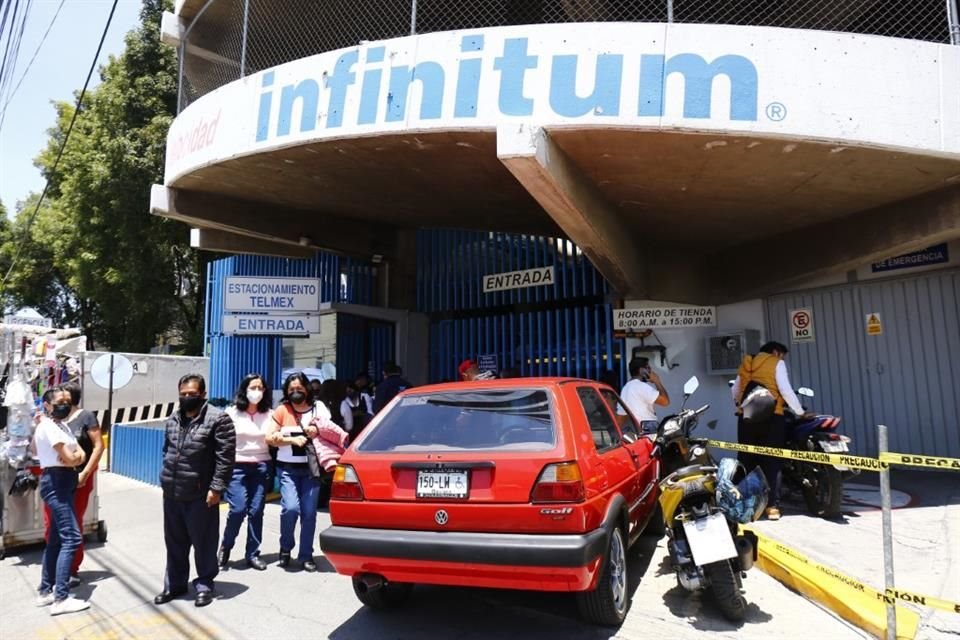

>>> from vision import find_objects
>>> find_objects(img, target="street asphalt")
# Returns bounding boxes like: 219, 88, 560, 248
1, 470, 954, 640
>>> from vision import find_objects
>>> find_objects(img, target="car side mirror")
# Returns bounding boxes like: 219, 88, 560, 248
622, 432, 638, 445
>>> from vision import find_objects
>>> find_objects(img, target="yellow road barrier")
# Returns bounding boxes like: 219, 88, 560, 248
744, 525, 921, 639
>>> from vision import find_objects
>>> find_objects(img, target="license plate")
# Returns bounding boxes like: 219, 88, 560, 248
682, 513, 738, 565
819, 440, 849, 453
416, 470, 469, 499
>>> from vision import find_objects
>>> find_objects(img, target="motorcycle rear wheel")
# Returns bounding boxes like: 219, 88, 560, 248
705, 560, 747, 622
803, 465, 843, 518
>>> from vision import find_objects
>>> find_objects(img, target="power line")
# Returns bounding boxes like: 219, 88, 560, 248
0, 0, 65, 133
0, 0, 119, 291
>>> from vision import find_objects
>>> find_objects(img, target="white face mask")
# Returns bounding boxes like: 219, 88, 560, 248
246, 389, 264, 405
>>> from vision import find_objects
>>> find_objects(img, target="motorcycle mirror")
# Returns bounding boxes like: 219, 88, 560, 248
683, 376, 700, 397
798, 387, 815, 398
706, 419, 718, 430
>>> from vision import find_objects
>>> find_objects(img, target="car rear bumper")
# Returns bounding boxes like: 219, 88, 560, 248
319, 525, 609, 592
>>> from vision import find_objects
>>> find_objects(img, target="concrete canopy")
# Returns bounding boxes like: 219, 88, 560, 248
160, 128, 960, 303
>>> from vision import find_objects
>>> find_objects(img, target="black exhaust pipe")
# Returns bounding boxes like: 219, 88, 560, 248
735, 535, 755, 572
355, 573, 385, 593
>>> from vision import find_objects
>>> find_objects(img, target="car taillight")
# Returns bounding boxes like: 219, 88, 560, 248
531, 462, 584, 503
331, 464, 364, 501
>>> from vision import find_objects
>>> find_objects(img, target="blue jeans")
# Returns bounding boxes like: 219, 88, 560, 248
278, 464, 320, 562
221, 462, 270, 560
39, 468, 80, 602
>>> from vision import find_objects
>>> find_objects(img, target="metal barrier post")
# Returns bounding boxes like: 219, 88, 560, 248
240, 0, 250, 77
410, 0, 418, 35
878, 424, 896, 640
949, 0, 960, 45
667, 0, 674, 22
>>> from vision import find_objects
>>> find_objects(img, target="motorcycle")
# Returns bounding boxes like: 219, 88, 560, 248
780, 387, 858, 518
655, 377, 768, 622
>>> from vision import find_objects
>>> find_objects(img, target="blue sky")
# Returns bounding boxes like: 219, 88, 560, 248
0, 0, 142, 216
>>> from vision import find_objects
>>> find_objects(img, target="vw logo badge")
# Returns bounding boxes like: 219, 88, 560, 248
434, 510, 449, 526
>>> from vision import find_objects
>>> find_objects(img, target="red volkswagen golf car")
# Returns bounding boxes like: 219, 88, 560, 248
319, 378, 661, 626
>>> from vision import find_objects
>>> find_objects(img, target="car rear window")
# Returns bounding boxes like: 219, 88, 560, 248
357, 388, 556, 453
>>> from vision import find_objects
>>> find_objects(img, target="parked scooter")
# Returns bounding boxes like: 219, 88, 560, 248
657, 377, 713, 477
781, 387, 858, 518
656, 377, 768, 622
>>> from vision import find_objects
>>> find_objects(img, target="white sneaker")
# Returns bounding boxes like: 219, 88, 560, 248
50, 596, 90, 616
36, 592, 55, 607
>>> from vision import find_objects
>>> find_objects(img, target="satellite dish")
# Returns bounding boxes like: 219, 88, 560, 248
91, 353, 134, 390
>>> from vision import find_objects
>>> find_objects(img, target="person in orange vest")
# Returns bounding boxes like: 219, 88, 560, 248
731, 341, 810, 520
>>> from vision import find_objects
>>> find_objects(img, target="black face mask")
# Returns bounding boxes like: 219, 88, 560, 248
51, 404, 71, 420
179, 396, 205, 413
288, 391, 307, 404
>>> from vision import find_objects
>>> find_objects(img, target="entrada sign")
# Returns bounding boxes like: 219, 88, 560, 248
222, 314, 320, 336
483, 266, 555, 293
224, 276, 321, 312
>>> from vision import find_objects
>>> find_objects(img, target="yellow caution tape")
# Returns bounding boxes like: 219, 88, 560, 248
879, 588, 960, 615
707, 439, 889, 472
743, 525, 920, 639
880, 452, 960, 471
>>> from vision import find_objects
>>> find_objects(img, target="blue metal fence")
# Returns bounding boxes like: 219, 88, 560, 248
416, 230, 609, 313
336, 315, 396, 383
206, 253, 377, 399
429, 304, 624, 383
111, 421, 166, 487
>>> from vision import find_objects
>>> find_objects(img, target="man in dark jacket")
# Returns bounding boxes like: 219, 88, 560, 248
154, 374, 235, 608
372, 361, 412, 414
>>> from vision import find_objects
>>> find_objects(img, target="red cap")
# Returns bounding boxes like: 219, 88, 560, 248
458, 359, 477, 376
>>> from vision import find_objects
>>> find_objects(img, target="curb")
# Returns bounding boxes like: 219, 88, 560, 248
745, 525, 920, 639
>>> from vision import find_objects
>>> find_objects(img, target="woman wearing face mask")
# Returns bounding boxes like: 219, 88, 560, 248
219, 374, 273, 571
34, 386, 90, 615
265, 372, 325, 571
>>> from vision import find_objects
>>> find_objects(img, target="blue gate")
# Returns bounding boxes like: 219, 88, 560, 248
205, 253, 377, 400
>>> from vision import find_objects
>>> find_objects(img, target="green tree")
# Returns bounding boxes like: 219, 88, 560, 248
5, 0, 205, 352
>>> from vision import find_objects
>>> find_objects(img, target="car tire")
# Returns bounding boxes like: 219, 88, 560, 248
352, 577, 414, 609
577, 526, 629, 626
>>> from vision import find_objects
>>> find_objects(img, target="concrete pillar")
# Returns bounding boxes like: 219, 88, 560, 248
497, 125, 649, 298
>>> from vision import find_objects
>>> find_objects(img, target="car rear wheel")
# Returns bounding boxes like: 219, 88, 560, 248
352, 577, 414, 609
577, 526, 629, 626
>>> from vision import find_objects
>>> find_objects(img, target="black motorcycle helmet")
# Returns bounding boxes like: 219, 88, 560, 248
740, 385, 776, 423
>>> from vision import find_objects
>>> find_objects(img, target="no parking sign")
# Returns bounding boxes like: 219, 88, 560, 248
790, 308, 815, 343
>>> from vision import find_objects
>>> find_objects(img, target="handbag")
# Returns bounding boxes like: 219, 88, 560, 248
301, 403, 326, 480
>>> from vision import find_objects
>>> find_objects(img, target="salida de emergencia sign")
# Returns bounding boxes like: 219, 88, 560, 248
613, 306, 716, 330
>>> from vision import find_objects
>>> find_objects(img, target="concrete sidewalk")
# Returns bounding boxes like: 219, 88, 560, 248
0, 472, 880, 640
750, 471, 960, 640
